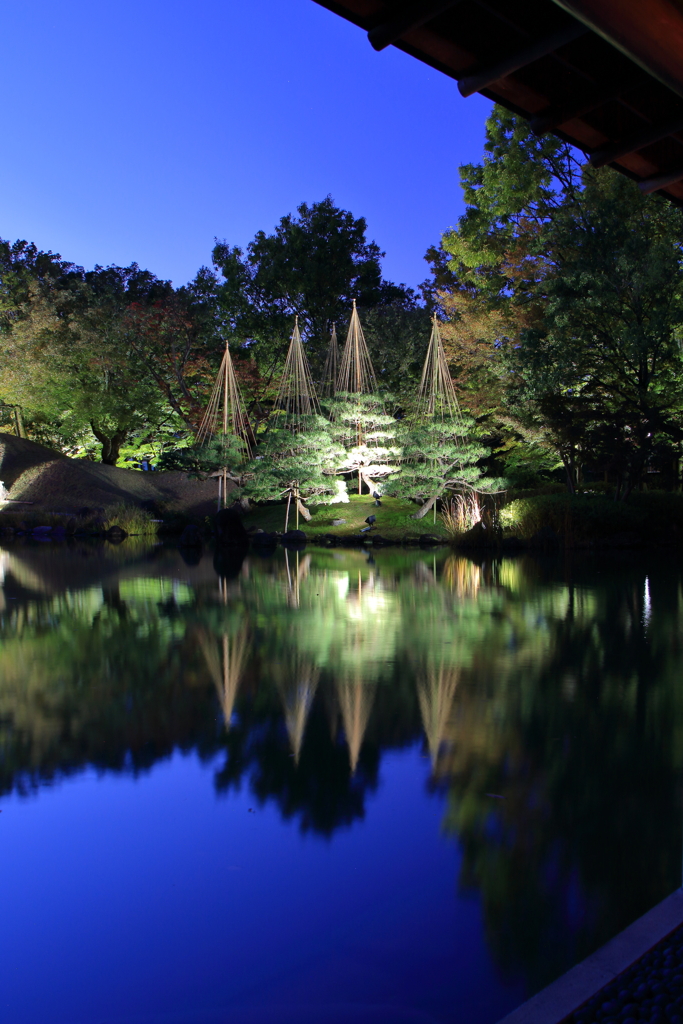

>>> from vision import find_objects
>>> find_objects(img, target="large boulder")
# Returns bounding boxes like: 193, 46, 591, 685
179, 524, 203, 547
214, 508, 248, 546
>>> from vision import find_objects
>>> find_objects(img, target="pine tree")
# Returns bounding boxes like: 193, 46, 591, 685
390, 416, 490, 518
328, 393, 401, 495
248, 320, 347, 527
246, 415, 347, 530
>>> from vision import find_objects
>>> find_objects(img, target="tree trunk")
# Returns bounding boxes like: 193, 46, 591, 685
562, 455, 576, 495
360, 471, 378, 494
91, 423, 128, 466
296, 499, 312, 522
14, 407, 26, 439
411, 494, 438, 520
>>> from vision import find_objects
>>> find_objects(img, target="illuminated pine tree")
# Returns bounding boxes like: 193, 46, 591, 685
248, 318, 347, 528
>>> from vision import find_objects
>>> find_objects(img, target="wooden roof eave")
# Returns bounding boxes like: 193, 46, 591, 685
312, 0, 683, 204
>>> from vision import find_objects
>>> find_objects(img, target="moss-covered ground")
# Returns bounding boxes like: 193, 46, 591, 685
243, 494, 449, 541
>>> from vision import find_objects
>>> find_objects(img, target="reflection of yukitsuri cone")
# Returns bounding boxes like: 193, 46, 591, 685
417, 667, 459, 768
336, 678, 375, 773
198, 627, 249, 729
275, 317, 320, 429
414, 317, 461, 425
337, 300, 377, 396
276, 665, 320, 763
321, 324, 340, 398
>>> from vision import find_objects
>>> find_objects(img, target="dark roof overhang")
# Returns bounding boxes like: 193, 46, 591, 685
312, 0, 683, 202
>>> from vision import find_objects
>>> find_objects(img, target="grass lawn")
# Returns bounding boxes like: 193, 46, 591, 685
243, 494, 449, 541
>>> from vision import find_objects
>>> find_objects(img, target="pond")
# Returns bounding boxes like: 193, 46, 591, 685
0, 541, 681, 1024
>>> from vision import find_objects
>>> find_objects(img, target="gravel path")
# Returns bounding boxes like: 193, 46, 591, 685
568, 925, 683, 1024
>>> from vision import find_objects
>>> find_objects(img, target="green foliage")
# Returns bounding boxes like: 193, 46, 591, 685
500, 490, 683, 541
430, 104, 683, 497
102, 504, 159, 535
390, 417, 497, 513
157, 433, 249, 486
510, 169, 683, 496
327, 393, 402, 490
212, 196, 412, 370
246, 414, 347, 506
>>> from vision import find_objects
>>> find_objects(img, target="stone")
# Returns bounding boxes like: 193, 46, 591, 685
332, 519, 346, 526
418, 534, 441, 545
282, 529, 307, 544
106, 525, 128, 542
178, 524, 203, 547
32, 525, 52, 535
250, 531, 278, 546
214, 508, 248, 546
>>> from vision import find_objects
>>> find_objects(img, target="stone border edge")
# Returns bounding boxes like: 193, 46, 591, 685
496, 888, 683, 1024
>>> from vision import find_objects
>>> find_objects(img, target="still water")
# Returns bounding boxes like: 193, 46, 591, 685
1, 542, 682, 1024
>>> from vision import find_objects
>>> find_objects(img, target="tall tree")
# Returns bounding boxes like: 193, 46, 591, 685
211, 196, 410, 377
430, 106, 683, 495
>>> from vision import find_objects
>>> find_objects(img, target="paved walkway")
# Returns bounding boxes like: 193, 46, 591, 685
497, 890, 683, 1024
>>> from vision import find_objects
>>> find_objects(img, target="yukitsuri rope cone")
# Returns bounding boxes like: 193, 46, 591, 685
414, 316, 462, 424
274, 318, 321, 531
196, 342, 252, 510
275, 316, 320, 429
337, 299, 377, 396
321, 323, 340, 398
411, 316, 464, 523
336, 300, 381, 493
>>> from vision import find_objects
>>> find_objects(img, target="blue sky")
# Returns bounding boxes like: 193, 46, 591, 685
1, 0, 492, 291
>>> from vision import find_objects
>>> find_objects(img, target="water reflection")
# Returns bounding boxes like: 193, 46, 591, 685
1, 541, 682, 1002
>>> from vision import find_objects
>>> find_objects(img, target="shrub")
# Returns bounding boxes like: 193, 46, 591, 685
500, 491, 683, 543
102, 504, 158, 535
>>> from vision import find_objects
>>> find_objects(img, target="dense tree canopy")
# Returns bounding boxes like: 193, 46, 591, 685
431, 106, 683, 496
212, 196, 413, 370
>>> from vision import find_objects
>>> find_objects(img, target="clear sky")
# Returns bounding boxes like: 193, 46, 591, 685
0, 0, 492, 291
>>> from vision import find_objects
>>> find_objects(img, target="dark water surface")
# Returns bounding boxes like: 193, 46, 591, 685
1, 542, 682, 1024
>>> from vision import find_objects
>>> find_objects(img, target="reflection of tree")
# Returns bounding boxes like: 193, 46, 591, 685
6, 543, 683, 998
433, 566, 683, 996
214, 697, 380, 836
197, 626, 248, 730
